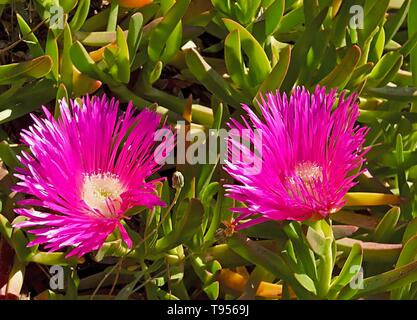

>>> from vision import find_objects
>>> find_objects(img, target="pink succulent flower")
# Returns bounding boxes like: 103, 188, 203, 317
224, 86, 369, 229
14, 96, 173, 257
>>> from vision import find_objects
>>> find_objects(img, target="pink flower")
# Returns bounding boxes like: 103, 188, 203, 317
14, 96, 173, 257
224, 86, 369, 229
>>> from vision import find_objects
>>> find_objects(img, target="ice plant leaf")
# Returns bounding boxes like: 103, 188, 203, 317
0, 56, 52, 85
29, 251, 84, 266
331, 210, 379, 230
45, 30, 59, 82
346, 62, 374, 88
336, 238, 402, 264
69, 0, 90, 32
72, 69, 102, 96
306, 227, 327, 257
294, 273, 317, 295
264, 0, 284, 36
367, 51, 404, 87
365, 86, 417, 102
353, 260, 417, 299
403, 217, 417, 244
281, 8, 327, 91
127, 12, 144, 67
0, 214, 13, 244
13, 95, 174, 257
343, 192, 401, 206
372, 207, 401, 243
391, 235, 417, 299
144, 60, 163, 85
70, 41, 115, 85
204, 183, 225, 242
396, 235, 417, 269
319, 45, 361, 89
153, 198, 204, 253
358, 0, 389, 45
70, 41, 99, 77
147, 0, 190, 63
222, 18, 271, 85
200, 182, 220, 229
60, 0, 78, 12
5, 257, 24, 299
332, 225, 359, 239
61, 23, 73, 93
116, 259, 164, 300
227, 235, 314, 299
0, 141, 19, 172
16, 13, 44, 58
224, 29, 247, 89
409, 0, 417, 86
203, 281, 219, 300
116, 26, 130, 83
10, 227, 34, 263
330, 243, 363, 294
74, 31, 122, 47
384, 0, 410, 44
369, 27, 385, 62
184, 47, 249, 106
256, 45, 291, 101
0, 80, 57, 124
160, 19, 183, 64
399, 30, 417, 57
277, 5, 304, 34
55, 83, 68, 118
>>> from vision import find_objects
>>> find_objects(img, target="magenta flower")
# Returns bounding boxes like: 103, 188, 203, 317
224, 86, 369, 229
14, 96, 173, 257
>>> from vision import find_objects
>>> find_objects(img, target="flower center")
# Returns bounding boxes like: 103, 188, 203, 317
294, 161, 323, 183
287, 161, 323, 187
82, 173, 124, 216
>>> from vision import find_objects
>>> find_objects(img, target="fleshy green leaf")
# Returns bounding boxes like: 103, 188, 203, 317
148, 0, 190, 62
222, 18, 271, 85
16, 13, 44, 58
320, 45, 361, 89
184, 47, 249, 106
69, 0, 91, 32
0, 56, 53, 85
127, 13, 144, 67
115, 26, 130, 83
354, 260, 417, 298
330, 243, 363, 294
256, 45, 291, 99
372, 207, 401, 243
153, 198, 204, 253
337, 238, 401, 264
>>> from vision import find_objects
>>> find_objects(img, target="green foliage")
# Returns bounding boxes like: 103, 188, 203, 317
1, 0, 417, 300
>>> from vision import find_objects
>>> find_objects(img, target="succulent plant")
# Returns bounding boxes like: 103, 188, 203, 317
1, 0, 417, 301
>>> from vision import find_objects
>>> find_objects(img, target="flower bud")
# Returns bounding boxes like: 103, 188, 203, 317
172, 171, 184, 189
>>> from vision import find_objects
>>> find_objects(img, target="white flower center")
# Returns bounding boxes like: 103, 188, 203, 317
82, 173, 124, 216
287, 161, 323, 186
294, 161, 323, 183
